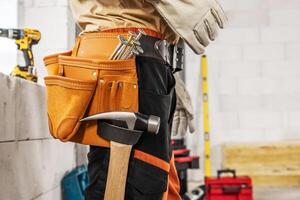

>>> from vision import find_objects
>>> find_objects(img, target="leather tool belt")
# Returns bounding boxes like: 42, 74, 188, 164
43, 31, 180, 147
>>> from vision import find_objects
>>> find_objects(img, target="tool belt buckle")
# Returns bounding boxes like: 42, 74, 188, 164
154, 39, 184, 73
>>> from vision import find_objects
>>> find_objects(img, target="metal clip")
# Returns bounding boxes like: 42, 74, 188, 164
154, 40, 171, 66
172, 38, 184, 73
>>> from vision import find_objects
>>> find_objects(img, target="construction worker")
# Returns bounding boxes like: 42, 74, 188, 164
68, 0, 227, 199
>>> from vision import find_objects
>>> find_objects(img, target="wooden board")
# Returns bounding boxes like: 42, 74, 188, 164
222, 141, 300, 186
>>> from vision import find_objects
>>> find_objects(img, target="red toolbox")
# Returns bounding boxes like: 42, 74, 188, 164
205, 169, 253, 200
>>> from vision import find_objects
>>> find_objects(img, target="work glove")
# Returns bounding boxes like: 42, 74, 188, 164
145, 0, 227, 54
172, 73, 196, 138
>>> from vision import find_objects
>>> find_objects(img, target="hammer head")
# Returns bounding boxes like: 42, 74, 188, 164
80, 111, 160, 134
80, 112, 160, 145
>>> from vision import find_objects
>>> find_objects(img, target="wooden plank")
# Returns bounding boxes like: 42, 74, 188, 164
252, 176, 300, 187
222, 141, 300, 186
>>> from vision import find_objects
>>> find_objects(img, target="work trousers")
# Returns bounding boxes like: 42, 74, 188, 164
84, 54, 181, 200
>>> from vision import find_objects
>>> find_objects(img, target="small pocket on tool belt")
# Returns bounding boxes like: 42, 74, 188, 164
97, 75, 138, 112
44, 76, 96, 141
43, 51, 72, 75
126, 158, 168, 198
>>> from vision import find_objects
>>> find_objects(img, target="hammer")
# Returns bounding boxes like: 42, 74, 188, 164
80, 112, 160, 200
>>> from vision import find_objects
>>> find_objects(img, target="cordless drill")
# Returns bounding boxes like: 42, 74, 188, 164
0, 28, 41, 82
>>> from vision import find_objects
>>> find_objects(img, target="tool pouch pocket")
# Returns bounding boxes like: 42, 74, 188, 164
44, 76, 96, 141
43, 52, 138, 146
43, 51, 72, 75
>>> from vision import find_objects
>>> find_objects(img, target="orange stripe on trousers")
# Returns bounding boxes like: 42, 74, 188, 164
134, 150, 170, 172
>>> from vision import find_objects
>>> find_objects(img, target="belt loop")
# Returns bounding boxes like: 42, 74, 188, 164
71, 36, 82, 57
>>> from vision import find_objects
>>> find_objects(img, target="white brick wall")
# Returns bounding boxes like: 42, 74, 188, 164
185, 0, 300, 180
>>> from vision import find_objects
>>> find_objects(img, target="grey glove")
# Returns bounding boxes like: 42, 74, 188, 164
172, 73, 195, 138
145, 0, 227, 54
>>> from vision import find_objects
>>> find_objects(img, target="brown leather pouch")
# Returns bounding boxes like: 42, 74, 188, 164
43, 52, 138, 147
44, 75, 96, 141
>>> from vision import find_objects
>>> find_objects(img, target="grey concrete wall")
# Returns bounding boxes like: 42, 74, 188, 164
185, 0, 300, 181
0, 73, 77, 200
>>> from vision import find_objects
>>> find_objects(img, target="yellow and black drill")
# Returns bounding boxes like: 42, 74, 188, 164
0, 28, 41, 82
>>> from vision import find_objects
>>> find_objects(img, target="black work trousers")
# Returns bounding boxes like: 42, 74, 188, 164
85, 55, 176, 200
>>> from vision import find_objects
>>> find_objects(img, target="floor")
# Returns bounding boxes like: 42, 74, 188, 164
188, 182, 300, 199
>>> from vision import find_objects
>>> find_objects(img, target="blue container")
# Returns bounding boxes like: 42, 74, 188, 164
62, 165, 90, 200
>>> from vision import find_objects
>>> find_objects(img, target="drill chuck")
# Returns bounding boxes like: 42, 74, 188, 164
0, 28, 23, 39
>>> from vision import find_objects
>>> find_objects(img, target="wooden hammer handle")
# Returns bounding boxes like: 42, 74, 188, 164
104, 141, 132, 200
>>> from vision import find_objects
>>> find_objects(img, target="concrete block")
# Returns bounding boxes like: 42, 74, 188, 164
262, 128, 288, 142
219, 95, 264, 112
282, 78, 300, 94
237, 78, 281, 95
239, 111, 282, 129
287, 112, 300, 129
261, 27, 300, 43
262, 60, 300, 78
217, 28, 260, 44
0, 73, 17, 141
0, 140, 75, 200
35, 0, 56, 7
206, 45, 242, 61
0, 73, 50, 140
211, 112, 239, 130
0, 143, 19, 199
15, 78, 50, 140
263, 94, 300, 111
217, 77, 237, 95
56, 0, 69, 6
225, 10, 269, 28
213, 129, 266, 144
218, 61, 261, 78
219, 0, 264, 10
35, 186, 62, 200
286, 43, 300, 60
243, 44, 285, 61
264, 0, 300, 9
270, 10, 300, 26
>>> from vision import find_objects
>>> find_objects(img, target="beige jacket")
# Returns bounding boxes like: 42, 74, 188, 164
145, 0, 227, 54
69, 0, 177, 41
70, 0, 227, 54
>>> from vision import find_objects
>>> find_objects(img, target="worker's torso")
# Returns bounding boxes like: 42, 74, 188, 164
70, 0, 177, 41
